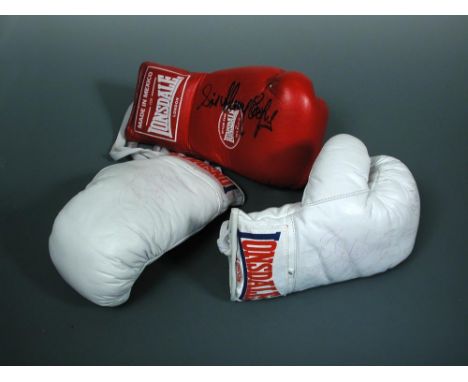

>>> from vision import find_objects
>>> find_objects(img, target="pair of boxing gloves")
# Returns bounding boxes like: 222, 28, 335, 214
49, 62, 420, 306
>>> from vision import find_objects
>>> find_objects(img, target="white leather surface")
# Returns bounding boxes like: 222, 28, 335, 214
50, 154, 244, 306
218, 134, 420, 301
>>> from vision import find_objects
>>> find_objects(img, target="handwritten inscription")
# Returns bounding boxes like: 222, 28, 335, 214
196, 81, 279, 137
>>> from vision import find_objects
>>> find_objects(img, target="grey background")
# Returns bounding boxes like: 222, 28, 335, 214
0, 16, 467, 365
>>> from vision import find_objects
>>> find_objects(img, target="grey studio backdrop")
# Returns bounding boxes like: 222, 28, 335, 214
0, 16, 467, 365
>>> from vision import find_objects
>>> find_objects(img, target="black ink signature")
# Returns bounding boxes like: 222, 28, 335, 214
196, 81, 279, 137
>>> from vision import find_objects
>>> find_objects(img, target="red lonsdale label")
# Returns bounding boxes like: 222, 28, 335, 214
237, 231, 281, 300
133, 65, 190, 142
218, 108, 242, 149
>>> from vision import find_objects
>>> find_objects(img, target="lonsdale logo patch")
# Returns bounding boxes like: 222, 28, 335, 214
133, 65, 189, 142
218, 108, 242, 149
237, 231, 281, 301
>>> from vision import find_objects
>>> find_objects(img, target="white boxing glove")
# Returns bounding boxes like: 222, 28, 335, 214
50, 153, 244, 307
217, 134, 420, 301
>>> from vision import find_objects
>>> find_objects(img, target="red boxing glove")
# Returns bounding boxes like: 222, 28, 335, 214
125, 62, 328, 188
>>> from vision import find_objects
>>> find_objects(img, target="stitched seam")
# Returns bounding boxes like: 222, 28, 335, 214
249, 189, 370, 223
291, 218, 298, 294
302, 189, 369, 207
